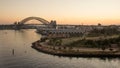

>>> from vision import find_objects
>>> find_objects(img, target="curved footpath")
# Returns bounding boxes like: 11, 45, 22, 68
32, 40, 120, 57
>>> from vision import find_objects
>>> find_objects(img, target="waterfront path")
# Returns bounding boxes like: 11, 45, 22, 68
32, 41, 120, 57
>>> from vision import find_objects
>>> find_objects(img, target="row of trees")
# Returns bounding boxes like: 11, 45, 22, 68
67, 35, 120, 50
87, 27, 120, 37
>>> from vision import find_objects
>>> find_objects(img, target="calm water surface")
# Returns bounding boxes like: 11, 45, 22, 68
0, 29, 120, 68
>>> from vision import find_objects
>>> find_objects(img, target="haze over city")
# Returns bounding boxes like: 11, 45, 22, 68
0, 0, 120, 25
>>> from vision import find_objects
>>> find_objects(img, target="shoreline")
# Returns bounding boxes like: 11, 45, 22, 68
32, 40, 120, 57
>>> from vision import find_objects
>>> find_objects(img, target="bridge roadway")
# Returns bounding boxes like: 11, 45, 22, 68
0, 24, 92, 30
0, 24, 47, 29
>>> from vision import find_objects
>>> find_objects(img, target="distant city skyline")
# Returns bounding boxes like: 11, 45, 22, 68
0, 0, 120, 25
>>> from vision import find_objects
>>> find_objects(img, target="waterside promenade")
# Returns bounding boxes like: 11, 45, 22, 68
32, 40, 120, 57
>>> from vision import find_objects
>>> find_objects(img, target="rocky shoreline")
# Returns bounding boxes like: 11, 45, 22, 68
32, 40, 120, 57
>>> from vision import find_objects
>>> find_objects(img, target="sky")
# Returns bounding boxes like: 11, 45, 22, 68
0, 0, 120, 25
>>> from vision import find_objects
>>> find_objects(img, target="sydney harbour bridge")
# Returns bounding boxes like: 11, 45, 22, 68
14, 16, 57, 29
0, 16, 85, 30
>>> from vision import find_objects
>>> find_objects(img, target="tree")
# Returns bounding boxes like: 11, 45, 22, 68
49, 38, 62, 46
98, 23, 102, 26
101, 46, 106, 51
118, 42, 120, 51
109, 48, 113, 51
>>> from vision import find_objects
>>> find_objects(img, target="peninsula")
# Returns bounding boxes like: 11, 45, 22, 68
32, 24, 120, 57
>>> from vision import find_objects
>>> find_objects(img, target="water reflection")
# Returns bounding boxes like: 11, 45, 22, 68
0, 29, 120, 68
47, 54, 120, 62
12, 49, 14, 56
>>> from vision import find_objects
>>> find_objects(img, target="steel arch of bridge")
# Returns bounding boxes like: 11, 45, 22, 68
20, 17, 49, 25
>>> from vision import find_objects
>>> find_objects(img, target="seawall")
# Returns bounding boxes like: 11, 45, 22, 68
32, 41, 120, 57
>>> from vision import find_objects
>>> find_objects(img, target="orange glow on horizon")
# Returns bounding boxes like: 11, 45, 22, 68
0, 0, 120, 25
0, 16, 120, 25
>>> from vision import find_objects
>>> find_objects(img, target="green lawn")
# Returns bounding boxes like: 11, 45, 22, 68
62, 35, 120, 46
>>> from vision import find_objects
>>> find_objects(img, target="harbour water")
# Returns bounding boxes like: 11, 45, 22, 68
0, 29, 120, 68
